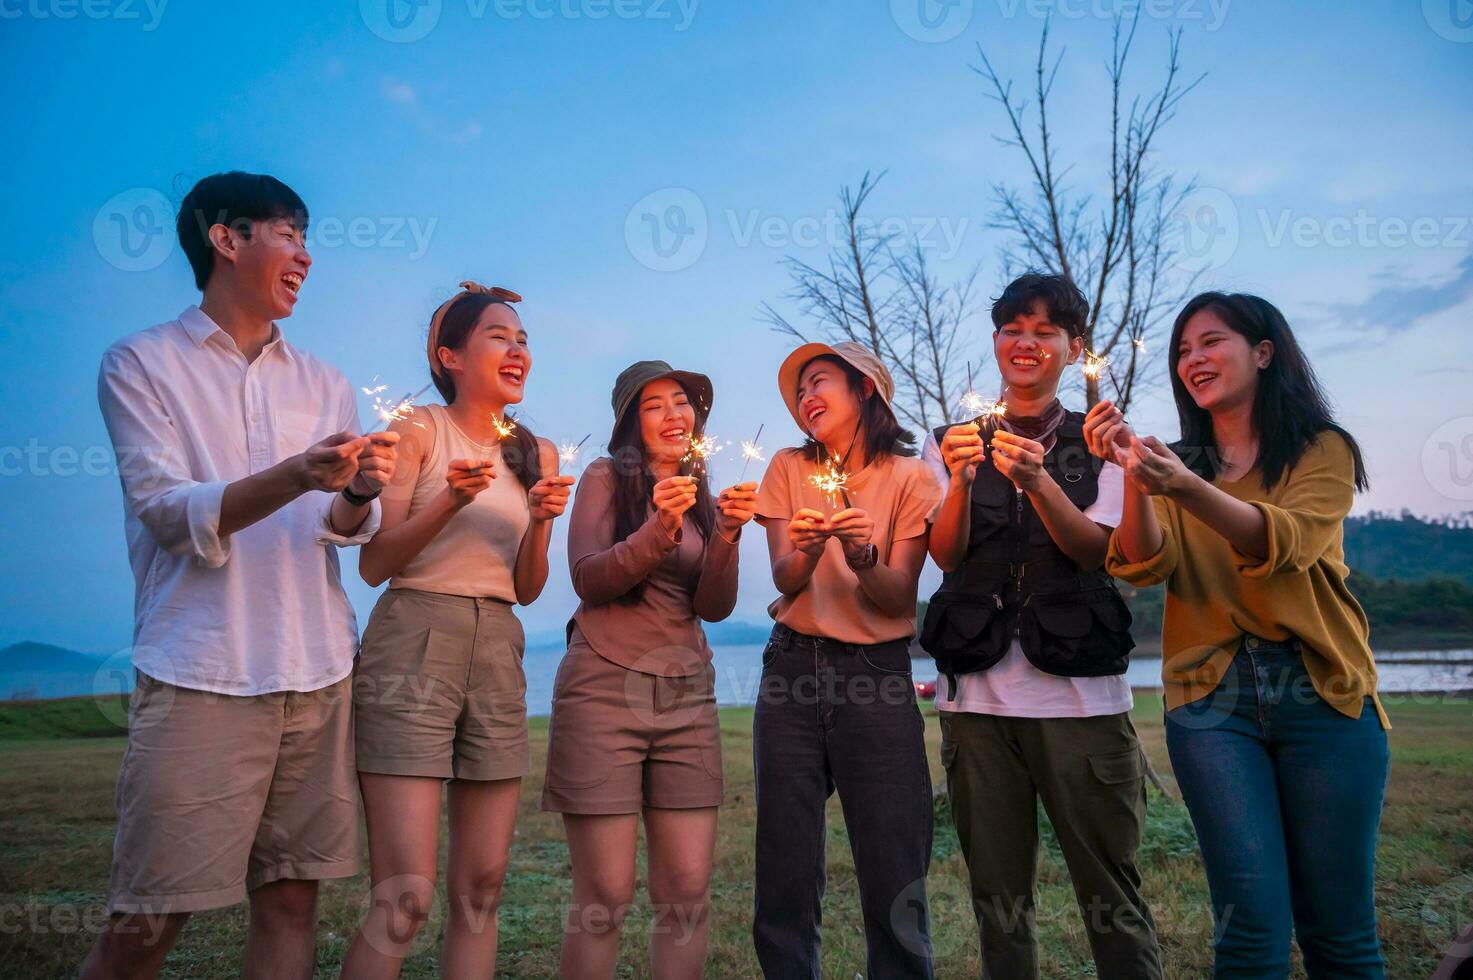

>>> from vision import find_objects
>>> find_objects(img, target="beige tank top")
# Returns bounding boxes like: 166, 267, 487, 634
390, 403, 530, 601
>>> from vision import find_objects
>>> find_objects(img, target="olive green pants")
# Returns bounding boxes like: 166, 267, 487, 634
939, 710, 1164, 980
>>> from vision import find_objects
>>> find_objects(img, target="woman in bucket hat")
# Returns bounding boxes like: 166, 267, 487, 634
751, 340, 944, 979
544, 360, 758, 979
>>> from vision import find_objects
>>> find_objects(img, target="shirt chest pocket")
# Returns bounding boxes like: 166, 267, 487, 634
272, 408, 329, 460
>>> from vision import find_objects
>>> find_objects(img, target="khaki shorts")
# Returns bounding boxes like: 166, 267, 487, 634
542, 642, 723, 814
106, 673, 358, 916
353, 588, 529, 782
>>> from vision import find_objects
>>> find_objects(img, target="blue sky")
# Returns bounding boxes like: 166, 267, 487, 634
2, 0, 1471, 653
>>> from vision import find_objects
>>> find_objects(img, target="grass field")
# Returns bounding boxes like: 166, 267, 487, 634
1, 693, 1470, 978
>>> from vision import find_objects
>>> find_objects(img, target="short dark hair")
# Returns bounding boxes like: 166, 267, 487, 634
991, 272, 1089, 339
176, 172, 308, 291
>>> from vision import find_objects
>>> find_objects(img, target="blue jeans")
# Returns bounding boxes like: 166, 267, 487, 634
1165, 638, 1389, 979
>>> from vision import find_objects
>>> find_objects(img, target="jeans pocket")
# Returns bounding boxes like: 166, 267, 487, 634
858, 641, 913, 675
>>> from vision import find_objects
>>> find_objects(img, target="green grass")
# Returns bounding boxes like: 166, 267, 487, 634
1, 696, 1470, 978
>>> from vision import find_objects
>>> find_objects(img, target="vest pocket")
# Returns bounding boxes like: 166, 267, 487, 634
1021, 585, 1135, 676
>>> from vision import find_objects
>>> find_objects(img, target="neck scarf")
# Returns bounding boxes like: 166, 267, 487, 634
997, 397, 1067, 454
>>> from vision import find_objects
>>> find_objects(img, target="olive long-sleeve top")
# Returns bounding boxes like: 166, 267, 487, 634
1106, 432, 1390, 728
566, 457, 741, 677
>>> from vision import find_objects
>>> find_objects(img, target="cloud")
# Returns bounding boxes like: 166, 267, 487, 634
1322, 251, 1473, 334
381, 77, 418, 105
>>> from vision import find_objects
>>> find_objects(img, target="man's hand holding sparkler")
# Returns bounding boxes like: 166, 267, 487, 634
990, 431, 1048, 493
940, 424, 987, 485
348, 431, 400, 497
653, 475, 699, 538
299, 432, 372, 493
716, 482, 758, 539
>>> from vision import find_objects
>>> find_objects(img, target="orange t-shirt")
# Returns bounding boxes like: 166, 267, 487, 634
756, 448, 942, 645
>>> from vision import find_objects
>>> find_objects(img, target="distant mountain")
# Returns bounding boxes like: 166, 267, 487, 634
1345, 513, 1473, 587
0, 642, 128, 701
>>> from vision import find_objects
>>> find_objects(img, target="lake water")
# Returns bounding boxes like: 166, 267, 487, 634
521, 644, 1473, 717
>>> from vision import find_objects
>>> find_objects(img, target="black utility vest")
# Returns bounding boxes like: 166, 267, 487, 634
918, 412, 1135, 696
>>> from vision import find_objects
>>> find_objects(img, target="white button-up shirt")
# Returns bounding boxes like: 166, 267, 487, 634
98, 306, 380, 695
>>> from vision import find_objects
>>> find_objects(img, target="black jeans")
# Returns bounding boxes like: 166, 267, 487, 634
752, 624, 935, 979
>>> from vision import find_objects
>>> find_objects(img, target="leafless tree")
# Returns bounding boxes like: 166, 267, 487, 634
976, 15, 1205, 410
762, 172, 983, 434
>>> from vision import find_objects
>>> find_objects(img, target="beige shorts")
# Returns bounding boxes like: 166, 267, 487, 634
353, 588, 529, 782
106, 672, 358, 916
542, 642, 724, 814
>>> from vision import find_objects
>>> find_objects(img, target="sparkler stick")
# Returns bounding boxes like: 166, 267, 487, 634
558, 433, 591, 469
738, 423, 766, 483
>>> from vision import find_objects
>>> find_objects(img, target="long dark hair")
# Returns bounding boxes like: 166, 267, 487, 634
797, 355, 916, 463
606, 382, 717, 601
429, 292, 543, 491
1168, 292, 1367, 492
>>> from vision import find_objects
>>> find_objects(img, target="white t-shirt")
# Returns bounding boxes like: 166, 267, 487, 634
921, 430, 1133, 719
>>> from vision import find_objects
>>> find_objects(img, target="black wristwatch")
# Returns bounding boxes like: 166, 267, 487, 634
341, 484, 381, 507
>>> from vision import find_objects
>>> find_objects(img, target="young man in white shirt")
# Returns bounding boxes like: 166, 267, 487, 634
921, 274, 1162, 979
81, 171, 399, 980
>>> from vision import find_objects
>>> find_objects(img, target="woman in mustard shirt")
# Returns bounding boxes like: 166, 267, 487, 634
1086, 292, 1387, 979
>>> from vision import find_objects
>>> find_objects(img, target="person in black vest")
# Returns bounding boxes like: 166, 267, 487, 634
920, 273, 1163, 980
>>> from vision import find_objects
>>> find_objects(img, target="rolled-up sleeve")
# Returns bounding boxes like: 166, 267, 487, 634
1105, 496, 1179, 586
316, 376, 380, 547
1233, 434, 1355, 579
98, 345, 232, 568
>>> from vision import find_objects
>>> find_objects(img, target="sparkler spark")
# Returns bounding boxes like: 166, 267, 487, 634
363, 379, 431, 431
737, 423, 766, 482
490, 413, 519, 439
682, 433, 725, 473
558, 433, 591, 467
1082, 350, 1111, 382
807, 456, 853, 510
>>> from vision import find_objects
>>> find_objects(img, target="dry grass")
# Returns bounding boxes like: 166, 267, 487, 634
1, 694, 1469, 978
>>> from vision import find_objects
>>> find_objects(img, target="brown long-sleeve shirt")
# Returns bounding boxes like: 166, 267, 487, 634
567, 457, 741, 677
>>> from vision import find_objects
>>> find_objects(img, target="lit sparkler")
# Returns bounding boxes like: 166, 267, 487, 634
363, 379, 432, 431
558, 433, 591, 468
738, 423, 766, 482
1083, 350, 1126, 400
807, 454, 853, 511
682, 433, 726, 474
490, 413, 519, 440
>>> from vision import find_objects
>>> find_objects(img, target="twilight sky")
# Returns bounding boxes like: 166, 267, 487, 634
2, 0, 1471, 652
